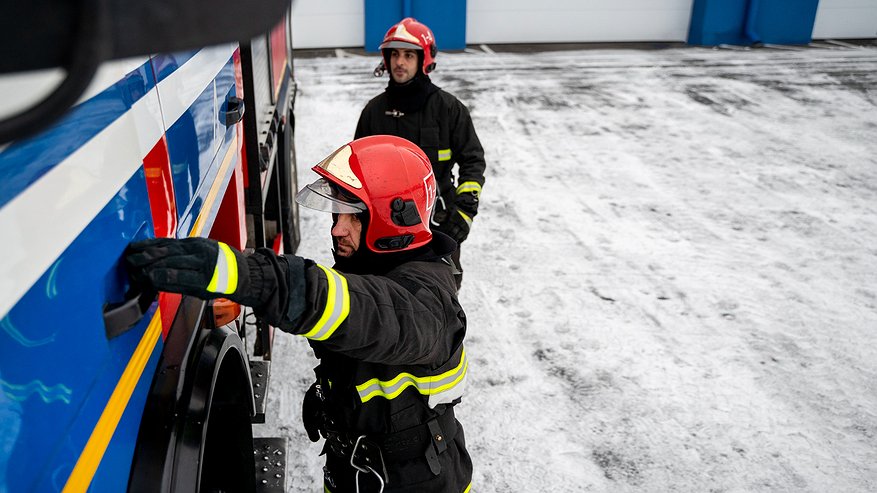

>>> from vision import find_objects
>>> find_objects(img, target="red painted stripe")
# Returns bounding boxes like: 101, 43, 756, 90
158, 292, 182, 339
270, 16, 289, 100
142, 136, 177, 238
233, 48, 250, 190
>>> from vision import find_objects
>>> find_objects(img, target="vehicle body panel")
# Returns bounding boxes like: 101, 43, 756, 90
0, 42, 247, 492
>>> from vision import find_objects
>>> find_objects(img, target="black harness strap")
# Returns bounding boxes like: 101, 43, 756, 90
327, 408, 457, 474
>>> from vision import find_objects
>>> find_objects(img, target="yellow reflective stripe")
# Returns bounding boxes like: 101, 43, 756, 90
438, 148, 452, 161
207, 242, 238, 295
356, 349, 468, 404
301, 264, 350, 341
63, 310, 163, 492
190, 134, 238, 237
462, 483, 472, 493
457, 210, 473, 227
455, 181, 481, 196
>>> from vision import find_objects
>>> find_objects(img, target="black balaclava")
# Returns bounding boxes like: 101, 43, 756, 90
331, 211, 456, 275
385, 50, 440, 114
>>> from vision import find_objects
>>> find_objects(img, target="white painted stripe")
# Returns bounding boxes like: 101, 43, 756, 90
0, 44, 237, 320
157, 44, 236, 136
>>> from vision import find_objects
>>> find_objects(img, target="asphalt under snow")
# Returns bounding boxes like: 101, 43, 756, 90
257, 41, 877, 492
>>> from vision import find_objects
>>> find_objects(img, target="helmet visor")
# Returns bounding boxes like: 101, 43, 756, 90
295, 178, 366, 214
380, 40, 422, 51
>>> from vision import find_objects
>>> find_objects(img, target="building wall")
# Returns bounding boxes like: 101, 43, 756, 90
812, 0, 877, 39
289, 0, 876, 49
291, 0, 363, 49
466, 0, 695, 44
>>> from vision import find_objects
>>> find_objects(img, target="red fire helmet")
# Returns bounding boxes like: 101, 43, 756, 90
296, 135, 437, 253
379, 17, 437, 74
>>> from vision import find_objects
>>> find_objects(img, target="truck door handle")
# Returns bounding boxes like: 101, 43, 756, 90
103, 286, 157, 339
224, 96, 245, 126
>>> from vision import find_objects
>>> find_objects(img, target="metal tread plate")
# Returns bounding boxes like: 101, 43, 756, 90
254, 437, 287, 493
249, 359, 270, 423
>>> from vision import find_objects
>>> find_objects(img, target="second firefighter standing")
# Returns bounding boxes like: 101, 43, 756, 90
355, 17, 487, 290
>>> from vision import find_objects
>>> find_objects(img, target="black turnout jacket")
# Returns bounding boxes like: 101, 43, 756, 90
355, 77, 486, 226
255, 232, 472, 492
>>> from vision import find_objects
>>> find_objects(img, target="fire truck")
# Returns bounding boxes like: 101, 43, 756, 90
0, 1, 299, 491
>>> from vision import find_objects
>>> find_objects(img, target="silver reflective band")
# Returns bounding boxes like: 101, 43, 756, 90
207, 242, 238, 295
295, 178, 366, 214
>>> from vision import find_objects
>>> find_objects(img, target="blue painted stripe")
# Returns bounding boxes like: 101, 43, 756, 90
0, 61, 157, 210
171, 57, 238, 236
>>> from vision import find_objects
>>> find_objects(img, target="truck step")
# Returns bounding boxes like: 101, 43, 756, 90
254, 437, 287, 493
249, 359, 270, 424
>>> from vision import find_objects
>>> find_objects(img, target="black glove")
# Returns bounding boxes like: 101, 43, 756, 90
443, 190, 479, 244
127, 238, 310, 327
125, 237, 259, 304
441, 209, 472, 244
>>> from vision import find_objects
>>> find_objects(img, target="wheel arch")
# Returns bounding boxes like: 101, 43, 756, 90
127, 297, 256, 493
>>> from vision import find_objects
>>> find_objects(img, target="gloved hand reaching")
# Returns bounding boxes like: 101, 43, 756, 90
126, 237, 308, 327
126, 237, 259, 306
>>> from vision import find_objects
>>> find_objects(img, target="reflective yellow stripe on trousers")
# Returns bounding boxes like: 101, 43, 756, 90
301, 264, 350, 341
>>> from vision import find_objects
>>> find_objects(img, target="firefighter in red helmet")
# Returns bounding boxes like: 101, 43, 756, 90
125, 135, 473, 492
356, 17, 486, 290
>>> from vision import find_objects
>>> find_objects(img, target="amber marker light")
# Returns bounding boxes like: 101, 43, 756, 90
213, 298, 242, 327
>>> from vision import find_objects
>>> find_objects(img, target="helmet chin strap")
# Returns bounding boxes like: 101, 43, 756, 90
375, 48, 426, 77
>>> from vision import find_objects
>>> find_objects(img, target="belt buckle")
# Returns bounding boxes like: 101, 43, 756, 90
350, 435, 388, 492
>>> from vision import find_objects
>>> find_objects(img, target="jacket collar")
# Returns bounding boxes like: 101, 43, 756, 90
332, 231, 456, 275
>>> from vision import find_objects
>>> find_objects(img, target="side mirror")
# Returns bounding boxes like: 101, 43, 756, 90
0, 0, 290, 144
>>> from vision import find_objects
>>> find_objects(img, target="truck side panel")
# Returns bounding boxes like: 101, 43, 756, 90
0, 76, 164, 490
0, 61, 163, 321
0, 43, 251, 492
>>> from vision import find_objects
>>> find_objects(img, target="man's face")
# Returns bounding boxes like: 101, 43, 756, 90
389, 48, 419, 84
332, 213, 362, 257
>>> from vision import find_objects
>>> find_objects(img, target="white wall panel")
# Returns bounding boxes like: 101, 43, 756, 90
287, 0, 877, 48
812, 0, 877, 39
466, 0, 695, 44
291, 0, 363, 49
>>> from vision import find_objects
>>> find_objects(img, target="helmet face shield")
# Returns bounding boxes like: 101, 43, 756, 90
295, 178, 366, 214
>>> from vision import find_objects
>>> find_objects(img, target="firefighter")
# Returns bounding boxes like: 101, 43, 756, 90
125, 135, 472, 493
355, 17, 486, 290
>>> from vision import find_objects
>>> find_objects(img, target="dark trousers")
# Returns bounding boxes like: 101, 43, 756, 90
321, 425, 472, 493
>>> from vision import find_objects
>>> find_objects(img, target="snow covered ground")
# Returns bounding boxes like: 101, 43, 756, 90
256, 42, 877, 492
